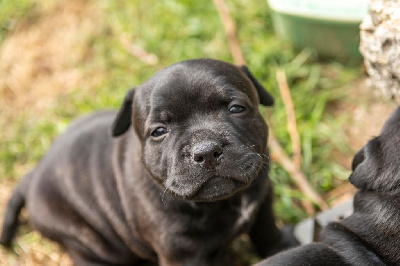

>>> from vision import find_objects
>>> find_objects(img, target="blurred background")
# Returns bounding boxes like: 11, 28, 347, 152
0, 0, 397, 264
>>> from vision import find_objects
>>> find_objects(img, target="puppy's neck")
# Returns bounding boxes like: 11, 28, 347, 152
342, 190, 400, 265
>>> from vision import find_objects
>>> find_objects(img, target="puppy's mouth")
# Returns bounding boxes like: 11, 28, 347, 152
189, 176, 250, 202
166, 176, 250, 202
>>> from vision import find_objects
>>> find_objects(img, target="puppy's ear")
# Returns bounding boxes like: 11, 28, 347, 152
111, 88, 135, 137
240, 65, 274, 106
349, 138, 380, 190
351, 147, 365, 171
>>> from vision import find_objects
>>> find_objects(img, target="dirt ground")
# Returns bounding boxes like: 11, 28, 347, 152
332, 78, 397, 167
0, 0, 398, 265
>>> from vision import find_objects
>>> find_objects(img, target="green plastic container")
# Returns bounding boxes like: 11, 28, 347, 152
267, 0, 369, 60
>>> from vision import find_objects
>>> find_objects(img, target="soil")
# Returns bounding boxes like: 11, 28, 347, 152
331, 78, 397, 166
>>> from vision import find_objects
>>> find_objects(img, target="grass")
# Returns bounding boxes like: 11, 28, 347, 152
0, 0, 362, 263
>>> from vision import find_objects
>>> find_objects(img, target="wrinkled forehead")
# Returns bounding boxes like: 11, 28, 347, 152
141, 63, 258, 119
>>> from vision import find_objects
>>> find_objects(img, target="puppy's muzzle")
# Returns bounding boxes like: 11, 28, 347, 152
192, 141, 223, 169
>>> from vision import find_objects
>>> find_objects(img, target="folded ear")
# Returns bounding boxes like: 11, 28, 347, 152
240, 65, 274, 106
111, 88, 136, 137
351, 147, 365, 171
348, 138, 381, 190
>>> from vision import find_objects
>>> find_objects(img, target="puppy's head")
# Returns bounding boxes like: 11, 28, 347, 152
111, 59, 274, 202
349, 107, 400, 192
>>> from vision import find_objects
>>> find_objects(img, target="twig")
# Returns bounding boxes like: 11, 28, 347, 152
213, 0, 328, 213
212, 0, 246, 65
324, 182, 356, 206
269, 132, 328, 211
276, 68, 302, 169
120, 36, 158, 66
275, 69, 326, 214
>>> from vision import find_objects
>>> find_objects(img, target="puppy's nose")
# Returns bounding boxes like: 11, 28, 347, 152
192, 141, 222, 168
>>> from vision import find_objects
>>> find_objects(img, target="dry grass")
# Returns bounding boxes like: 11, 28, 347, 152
0, 0, 104, 121
0, 0, 107, 185
0, 0, 103, 264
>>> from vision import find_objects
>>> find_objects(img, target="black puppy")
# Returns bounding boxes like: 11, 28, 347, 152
257, 107, 400, 266
1, 59, 295, 265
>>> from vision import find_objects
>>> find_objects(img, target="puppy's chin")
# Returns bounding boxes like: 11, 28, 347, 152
189, 177, 249, 202
166, 177, 250, 202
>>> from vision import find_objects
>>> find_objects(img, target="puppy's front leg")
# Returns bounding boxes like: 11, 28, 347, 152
249, 189, 298, 258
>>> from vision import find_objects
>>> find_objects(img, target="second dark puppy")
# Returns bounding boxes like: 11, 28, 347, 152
257, 107, 400, 266
1, 59, 296, 265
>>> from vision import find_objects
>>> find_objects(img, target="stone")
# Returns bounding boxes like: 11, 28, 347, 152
360, 0, 400, 101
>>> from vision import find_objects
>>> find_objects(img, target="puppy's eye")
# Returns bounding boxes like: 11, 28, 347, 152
151, 127, 168, 138
229, 105, 246, 114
